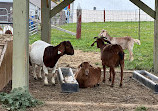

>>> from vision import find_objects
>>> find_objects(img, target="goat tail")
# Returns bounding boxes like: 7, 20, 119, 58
119, 51, 124, 60
134, 39, 141, 45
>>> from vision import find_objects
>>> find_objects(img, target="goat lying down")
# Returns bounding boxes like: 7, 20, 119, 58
30, 40, 74, 85
99, 29, 140, 61
75, 62, 101, 88
91, 37, 124, 87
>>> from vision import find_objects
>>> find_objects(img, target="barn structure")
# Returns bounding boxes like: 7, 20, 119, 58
12, 0, 158, 90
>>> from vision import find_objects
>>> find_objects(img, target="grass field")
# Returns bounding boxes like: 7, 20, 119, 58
30, 22, 154, 71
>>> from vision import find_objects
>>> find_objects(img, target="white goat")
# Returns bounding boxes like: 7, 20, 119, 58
99, 29, 141, 61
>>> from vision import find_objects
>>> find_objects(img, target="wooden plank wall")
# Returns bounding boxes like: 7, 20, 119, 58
0, 40, 13, 90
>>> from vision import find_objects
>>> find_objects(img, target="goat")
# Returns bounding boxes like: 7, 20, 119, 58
99, 29, 140, 61
75, 62, 101, 88
91, 37, 124, 87
3, 25, 13, 35
29, 40, 74, 85
5, 30, 12, 34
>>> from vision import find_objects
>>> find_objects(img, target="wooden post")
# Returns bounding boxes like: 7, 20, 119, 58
104, 9, 105, 22
138, 9, 140, 40
76, 4, 82, 39
154, 0, 158, 75
12, 0, 29, 89
41, 0, 51, 43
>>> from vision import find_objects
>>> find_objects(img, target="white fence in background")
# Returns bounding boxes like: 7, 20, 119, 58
29, 20, 39, 36
71, 9, 154, 23
0, 8, 9, 23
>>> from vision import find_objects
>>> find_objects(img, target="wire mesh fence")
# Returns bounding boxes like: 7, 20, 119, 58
60, 9, 154, 24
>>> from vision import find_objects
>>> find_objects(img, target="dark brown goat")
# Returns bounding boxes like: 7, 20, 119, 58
91, 37, 124, 87
75, 62, 101, 88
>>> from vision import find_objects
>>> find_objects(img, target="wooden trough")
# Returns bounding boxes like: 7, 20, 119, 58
58, 67, 79, 93
133, 70, 158, 93
0, 34, 13, 91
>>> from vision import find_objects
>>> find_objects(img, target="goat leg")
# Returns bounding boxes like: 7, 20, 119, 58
38, 66, 42, 80
128, 48, 134, 61
43, 64, 49, 85
109, 67, 112, 81
51, 73, 56, 86
33, 64, 37, 80
111, 68, 115, 87
120, 62, 124, 87
103, 65, 106, 83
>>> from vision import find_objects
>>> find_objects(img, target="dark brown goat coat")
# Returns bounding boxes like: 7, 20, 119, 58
101, 44, 124, 68
75, 67, 101, 88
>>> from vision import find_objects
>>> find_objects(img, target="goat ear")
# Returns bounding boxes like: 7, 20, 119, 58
78, 63, 82, 69
102, 39, 111, 44
91, 41, 96, 46
94, 37, 98, 39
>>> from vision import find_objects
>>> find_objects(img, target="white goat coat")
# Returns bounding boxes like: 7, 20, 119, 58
30, 40, 51, 66
3, 25, 13, 34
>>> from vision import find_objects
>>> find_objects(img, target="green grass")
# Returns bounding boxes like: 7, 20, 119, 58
29, 21, 154, 71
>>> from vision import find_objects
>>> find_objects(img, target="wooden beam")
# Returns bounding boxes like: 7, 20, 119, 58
51, 0, 58, 3
129, 0, 155, 19
41, 0, 51, 43
154, 0, 158, 75
50, 0, 75, 18
12, 0, 29, 89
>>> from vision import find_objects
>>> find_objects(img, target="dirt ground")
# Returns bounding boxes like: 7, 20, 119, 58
1, 50, 158, 111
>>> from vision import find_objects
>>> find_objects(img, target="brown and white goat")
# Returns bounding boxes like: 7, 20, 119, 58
91, 37, 124, 87
75, 62, 101, 88
30, 40, 74, 85
99, 29, 140, 61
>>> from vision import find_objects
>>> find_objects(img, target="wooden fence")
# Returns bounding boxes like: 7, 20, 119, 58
0, 35, 13, 90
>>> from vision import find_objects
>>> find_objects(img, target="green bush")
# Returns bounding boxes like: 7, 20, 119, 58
0, 87, 43, 111
135, 106, 147, 111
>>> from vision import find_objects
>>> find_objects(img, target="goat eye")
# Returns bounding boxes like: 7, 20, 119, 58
66, 44, 70, 47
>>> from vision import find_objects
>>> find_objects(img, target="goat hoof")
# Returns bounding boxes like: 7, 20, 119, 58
34, 77, 37, 80
44, 84, 49, 86
120, 84, 122, 87
38, 77, 42, 80
103, 80, 105, 83
52, 84, 56, 86
44, 82, 49, 86
109, 78, 111, 81
110, 84, 114, 87
97, 83, 100, 86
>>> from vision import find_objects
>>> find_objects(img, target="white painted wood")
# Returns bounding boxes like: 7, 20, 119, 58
12, 0, 29, 89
